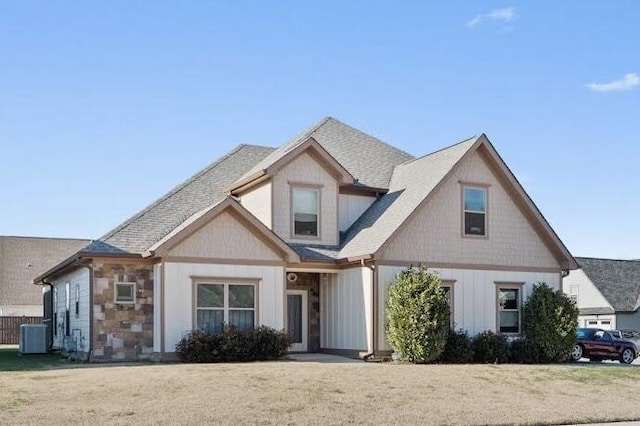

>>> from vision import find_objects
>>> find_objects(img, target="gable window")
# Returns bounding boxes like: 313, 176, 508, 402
463, 187, 487, 236
195, 282, 256, 334
292, 187, 319, 237
115, 282, 136, 304
496, 284, 523, 334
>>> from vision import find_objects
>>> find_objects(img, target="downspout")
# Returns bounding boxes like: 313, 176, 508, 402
76, 261, 94, 362
42, 280, 54, 350
361, 259, 376, 361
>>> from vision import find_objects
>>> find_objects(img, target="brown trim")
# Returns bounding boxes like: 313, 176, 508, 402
150, 198, 300, 263
229, 137, 354, 194
160, 262, 165, 353
458, 180, 491, 188
191, 277, 261, 332
289, 184, 322, 241
460, 183, 489, 239
339, 185, 388, 197
495, 282, 524, 336
230, 174, 271, 197
376, 260, 560, 274
163, 256, 286, 267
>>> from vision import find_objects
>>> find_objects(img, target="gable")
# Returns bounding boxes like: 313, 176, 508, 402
378, 147, 562, 269
563, 269, 613, 310
166, 210, 285, 262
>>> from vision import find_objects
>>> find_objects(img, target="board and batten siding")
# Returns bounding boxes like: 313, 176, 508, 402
166, 210, 282, 261
50, 267, 90, 353
320, 267, 373, 353
161, 262, 285, 352
376, 265, 560, 351
378, 150, 560, 269
239, 181, 272, 228
338, 194, 376, 232
272, 151, 339, 246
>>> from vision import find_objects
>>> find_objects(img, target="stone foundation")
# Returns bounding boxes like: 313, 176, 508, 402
91, 262, 154, 361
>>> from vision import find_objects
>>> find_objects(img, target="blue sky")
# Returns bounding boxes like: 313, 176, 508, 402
1, 1, 638, 259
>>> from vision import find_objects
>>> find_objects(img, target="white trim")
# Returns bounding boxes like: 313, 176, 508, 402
115, 282, 136, 304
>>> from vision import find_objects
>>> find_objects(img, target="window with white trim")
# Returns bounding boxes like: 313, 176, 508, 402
65, 282, 70, 336
75, 283, 80, 317
497, 286, 521, 334
463, 187, 487, 236
115, 282, 136, 303
196, 283, 256, 333
53, 287, 58, 336
292, 187, 319, 237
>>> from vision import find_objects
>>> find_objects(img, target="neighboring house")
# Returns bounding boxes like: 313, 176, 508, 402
564, 257, 640, 330
34, 117, 577, 361
0, 236, 90, 316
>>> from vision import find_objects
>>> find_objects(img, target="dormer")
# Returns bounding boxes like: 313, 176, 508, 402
230, 137, 355, 246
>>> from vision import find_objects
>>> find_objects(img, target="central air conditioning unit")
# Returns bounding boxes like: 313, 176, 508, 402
19, 324, 48, 354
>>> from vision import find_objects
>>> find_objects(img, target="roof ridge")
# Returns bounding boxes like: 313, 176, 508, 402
0, 235, 90, 241
99, 143, 260, 241
322, 117, 415, 159
396, 135, 479, 167
577, 256, 640, 263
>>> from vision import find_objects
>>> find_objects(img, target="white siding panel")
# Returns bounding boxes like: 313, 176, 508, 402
153, 263, 162, 353
320, 268, 371, 351
563, 269, 612, 310
272, 151, 339, 245
51, 267, 90, 353
379, 150, 561, 269
239, 181, 272, 228
338, 194, 376, 232
162, 262, 284, 352
377, 265, 560, 351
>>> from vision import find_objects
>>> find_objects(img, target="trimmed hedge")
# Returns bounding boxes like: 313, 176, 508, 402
440, 329, 474, 363
472, 331, 509, 364
386, 266, 451, 363
176, 326, 290, 363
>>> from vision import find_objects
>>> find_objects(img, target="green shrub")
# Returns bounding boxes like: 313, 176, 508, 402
175, 326, 290, 363
509, 338, 539, 364
472, 330, 509, 363
439, 329, 474, 363
522, 283, 579, 363
386, 266, 450, 363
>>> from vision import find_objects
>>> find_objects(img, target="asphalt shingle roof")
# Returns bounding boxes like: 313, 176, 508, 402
91, 144, 275, 254
0, 236, 90, 307
338, 136, 479, 259
577, 257, 640, 312
238, 117, 414, 190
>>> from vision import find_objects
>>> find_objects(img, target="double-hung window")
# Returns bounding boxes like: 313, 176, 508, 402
497, 285, 522, 334
292, 187, 319, 237
441, 281, 455, 327
463, 186, 487, 236
75, 284, 80, 317
196, 282, 256, 333
65, 282, 70, 336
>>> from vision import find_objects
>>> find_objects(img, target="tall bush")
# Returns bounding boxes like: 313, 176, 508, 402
522, 282, 578, 363
386, 266, 450, 363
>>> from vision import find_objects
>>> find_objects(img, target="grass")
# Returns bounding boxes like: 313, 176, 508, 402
2, 348, 640, 425
0, 345, 75, 372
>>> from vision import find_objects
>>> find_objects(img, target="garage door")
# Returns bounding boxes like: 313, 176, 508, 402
585, 319, 613, 330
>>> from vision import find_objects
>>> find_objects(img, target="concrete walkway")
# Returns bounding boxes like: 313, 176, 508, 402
287, 353, 370, 364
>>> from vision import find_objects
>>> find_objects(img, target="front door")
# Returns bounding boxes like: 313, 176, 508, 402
287, 290, 308, 352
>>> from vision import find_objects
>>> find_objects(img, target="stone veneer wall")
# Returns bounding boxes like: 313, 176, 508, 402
286, 272, 320, 352
92, 262, 154, 361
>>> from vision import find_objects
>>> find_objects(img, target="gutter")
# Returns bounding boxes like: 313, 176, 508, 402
360, 258, 376, 361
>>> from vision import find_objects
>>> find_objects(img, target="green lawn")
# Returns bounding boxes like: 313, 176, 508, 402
0, 345, 76, 372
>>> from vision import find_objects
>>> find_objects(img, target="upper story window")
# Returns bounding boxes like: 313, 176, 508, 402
292, 187, 319, 237
463, 186, 487, 237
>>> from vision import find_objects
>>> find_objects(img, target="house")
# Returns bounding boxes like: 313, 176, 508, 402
563, 257, 640, 330
0, 236, 90, 317
33, 117, 577, 361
